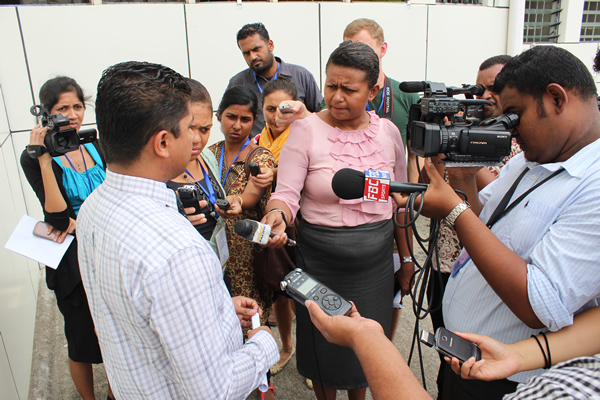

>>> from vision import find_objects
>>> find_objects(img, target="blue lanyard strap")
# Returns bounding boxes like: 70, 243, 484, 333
64, 146, 93, 193
185, 160, 217, 209
253, 62, 279, 94
218, 138, 250, 185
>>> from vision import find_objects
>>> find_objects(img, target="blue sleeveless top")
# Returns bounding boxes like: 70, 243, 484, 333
53, 143, 106, 215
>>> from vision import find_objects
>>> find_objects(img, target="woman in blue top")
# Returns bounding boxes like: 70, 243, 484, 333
20, 77, 113, 400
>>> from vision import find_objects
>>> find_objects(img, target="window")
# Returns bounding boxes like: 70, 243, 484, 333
581, 1, 600, 41
524, 0, 561, 43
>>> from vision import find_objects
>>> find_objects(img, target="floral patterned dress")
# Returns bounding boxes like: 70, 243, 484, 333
208, 141, 276, 324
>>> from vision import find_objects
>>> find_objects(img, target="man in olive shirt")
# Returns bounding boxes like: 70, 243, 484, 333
343, 19, 421, 183
227, 22, 322, 138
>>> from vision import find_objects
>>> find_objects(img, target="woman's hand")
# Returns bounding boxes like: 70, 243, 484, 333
446, 332, 522, 381
29, 124, 49, 147
395, 263, 414, 297
249, 166, 274, 190
184, 200, 208, 225
261, 210, 288, 249
215, 195, 243, 219
48, 217, 77, 243
275, 100, 311, 127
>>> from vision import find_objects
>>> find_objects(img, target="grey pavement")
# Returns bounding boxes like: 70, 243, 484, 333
28, 218, 440, 400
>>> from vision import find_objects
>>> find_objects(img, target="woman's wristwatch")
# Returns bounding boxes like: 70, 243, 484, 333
401, 256, 413, 263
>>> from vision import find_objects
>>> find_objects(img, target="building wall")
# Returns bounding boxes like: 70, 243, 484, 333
0, 2, 598, 398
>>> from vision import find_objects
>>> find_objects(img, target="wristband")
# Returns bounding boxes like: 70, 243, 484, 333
401, 257, 413, 263
266, 208, 288, 226
26, 145, 48, 159
444, 201, 471, 230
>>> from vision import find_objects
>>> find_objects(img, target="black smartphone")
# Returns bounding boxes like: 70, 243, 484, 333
420, 328, 481, 363
248, 162, 261, 177
280, 269, 352, 317
215, 198, 231, 211
177, 185, 202, 215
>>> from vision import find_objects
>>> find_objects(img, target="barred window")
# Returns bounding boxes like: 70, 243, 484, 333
524, 0, 561, 43
581, 1, 600, 41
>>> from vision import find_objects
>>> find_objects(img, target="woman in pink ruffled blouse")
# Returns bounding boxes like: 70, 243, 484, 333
264, 41, 408, 400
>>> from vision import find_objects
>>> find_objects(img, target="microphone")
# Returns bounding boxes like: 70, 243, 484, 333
234, 219, 297, 247
331, 168, 428, 200
399, 81, 427, 93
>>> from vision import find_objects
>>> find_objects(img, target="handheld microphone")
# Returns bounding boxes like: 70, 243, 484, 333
331, 168, 428, 200
234, 219, 297, 247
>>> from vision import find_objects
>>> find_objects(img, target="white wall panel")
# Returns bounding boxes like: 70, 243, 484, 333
0, 7, 36, 134
187, 2, 321, 115
0, 136, 38, 400
320, 3, 428, 86
18, 4, 190, 127
426, 5, 509, 86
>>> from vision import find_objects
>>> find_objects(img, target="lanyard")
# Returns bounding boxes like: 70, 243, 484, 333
366, 76, 393, 120
219, 138, 250, 185
185, 159, 217, 210
64, 145, 93, 193
486, 167, 565, 228
253, 62, 279, 94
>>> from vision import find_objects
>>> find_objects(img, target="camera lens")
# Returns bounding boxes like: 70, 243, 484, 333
442, 336, 448, 341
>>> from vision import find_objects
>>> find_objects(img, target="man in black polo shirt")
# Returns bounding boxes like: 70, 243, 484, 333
227, 22, 322, 138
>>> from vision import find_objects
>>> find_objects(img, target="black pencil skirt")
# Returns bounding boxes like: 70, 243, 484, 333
295, 219, 394, 390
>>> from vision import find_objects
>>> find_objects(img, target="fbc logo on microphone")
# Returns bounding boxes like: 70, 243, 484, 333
363, 170, 390, 202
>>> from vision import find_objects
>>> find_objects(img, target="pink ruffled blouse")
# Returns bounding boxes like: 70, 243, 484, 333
270, 111, 407, 227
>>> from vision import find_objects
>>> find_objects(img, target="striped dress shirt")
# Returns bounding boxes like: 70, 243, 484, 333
443, 138, 600, 384
78, 170, 278, 399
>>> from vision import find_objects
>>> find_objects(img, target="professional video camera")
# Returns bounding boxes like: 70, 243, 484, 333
401, 81, 517, 167
26, 105, 97, 158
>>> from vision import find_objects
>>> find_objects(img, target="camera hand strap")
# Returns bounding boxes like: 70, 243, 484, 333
486, 167, 564, 228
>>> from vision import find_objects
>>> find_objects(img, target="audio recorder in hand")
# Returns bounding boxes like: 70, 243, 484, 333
281, 269, 352, 317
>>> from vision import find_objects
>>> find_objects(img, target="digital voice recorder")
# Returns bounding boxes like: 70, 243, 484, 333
280, 269, 352, 317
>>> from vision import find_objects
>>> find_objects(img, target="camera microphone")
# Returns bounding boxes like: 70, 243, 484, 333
331, 168, 428, 200
399, 81, 428, 93
234, 219, 297, 247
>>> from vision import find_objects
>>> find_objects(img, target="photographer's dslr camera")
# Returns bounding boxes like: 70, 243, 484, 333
26, 105, 97, 158
402, 81, 518, 167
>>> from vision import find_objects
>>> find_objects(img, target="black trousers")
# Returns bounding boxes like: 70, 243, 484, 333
441, 363, 519, 400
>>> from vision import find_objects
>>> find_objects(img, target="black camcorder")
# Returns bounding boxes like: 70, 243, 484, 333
401, 81, 518, 167
26, 105, 97, 158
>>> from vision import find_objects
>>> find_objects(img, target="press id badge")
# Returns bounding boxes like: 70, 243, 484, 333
214, 224, 229, 270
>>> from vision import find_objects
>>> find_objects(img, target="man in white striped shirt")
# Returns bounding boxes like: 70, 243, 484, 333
77, 61, 278, 399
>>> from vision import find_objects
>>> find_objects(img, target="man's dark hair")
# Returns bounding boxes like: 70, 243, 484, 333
326, 41, 379, 89
187, 78, 212, 109
479, 55, 512, 71
95, 61, 191, 165
494, 46, 597, 104
261, 76, 298, 104
594, 48, 600, 73
217, 85, 259, 121
237, 22, 270, 43
40, 76, 88, 111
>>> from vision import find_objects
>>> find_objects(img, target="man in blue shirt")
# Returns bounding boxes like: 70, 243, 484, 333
427, 45, 600, 399
227, 22, 322, 137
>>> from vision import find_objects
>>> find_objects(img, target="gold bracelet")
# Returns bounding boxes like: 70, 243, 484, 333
235, 195, 243, 208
